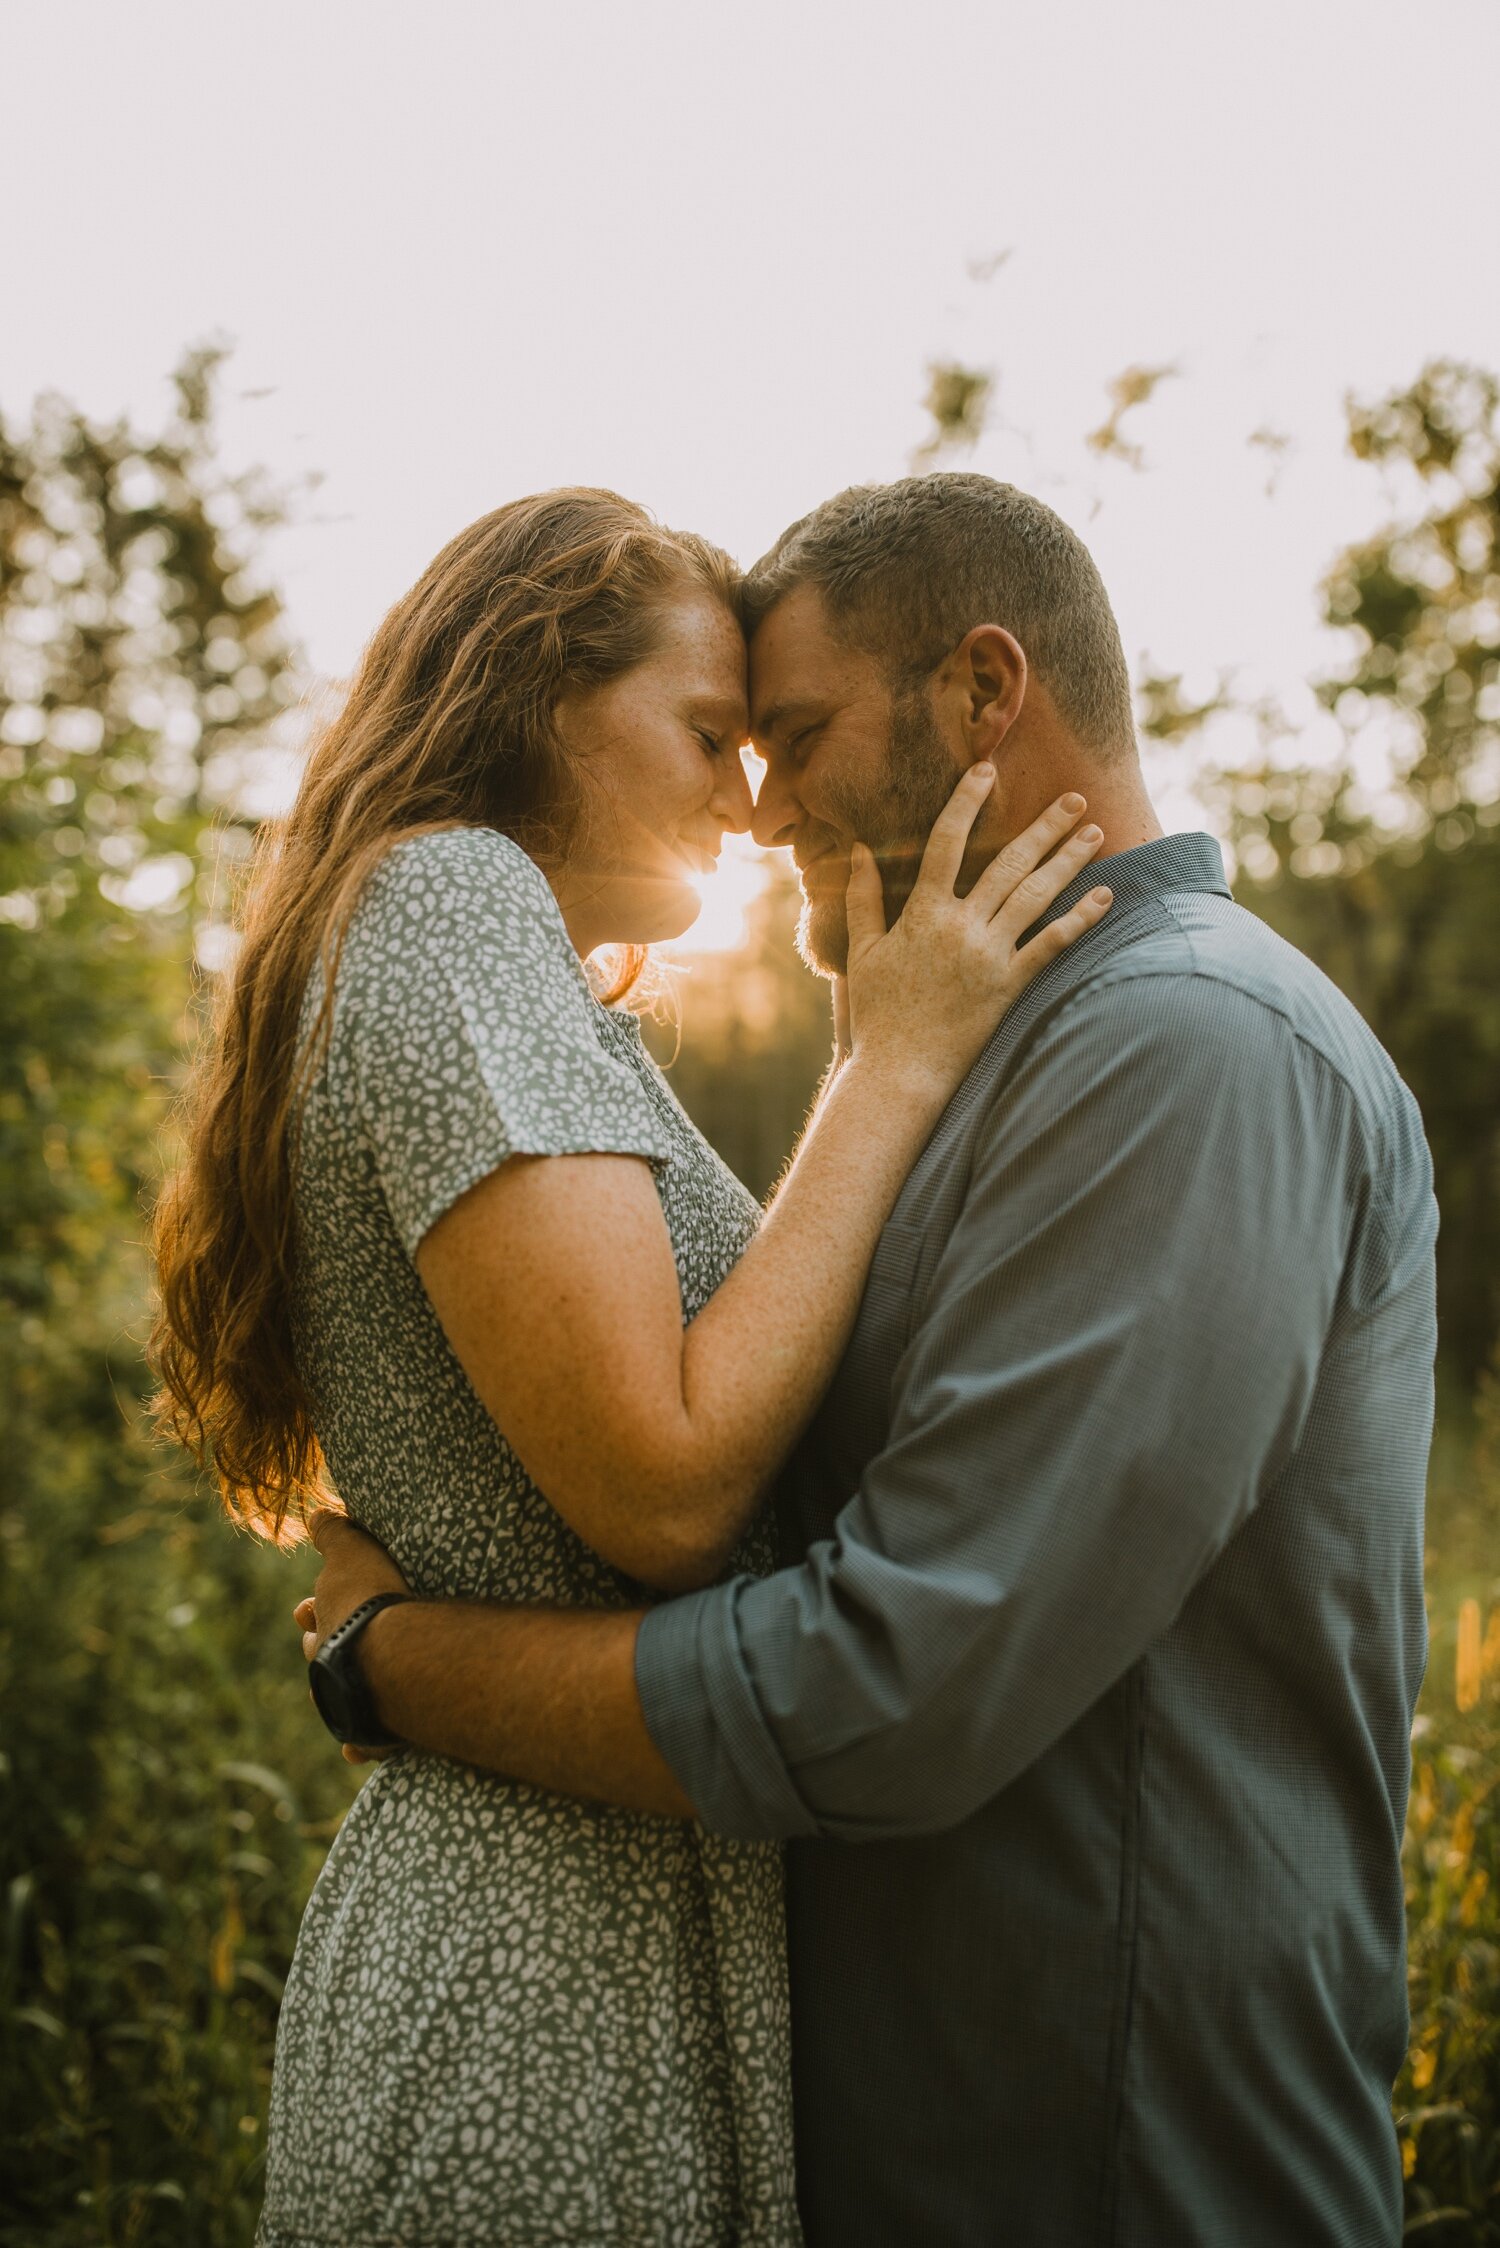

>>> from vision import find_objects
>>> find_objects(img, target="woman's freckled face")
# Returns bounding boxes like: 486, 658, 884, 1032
553, 594, 754, 951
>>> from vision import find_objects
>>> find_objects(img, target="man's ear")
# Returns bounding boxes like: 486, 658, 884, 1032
941, 624, 1027, 763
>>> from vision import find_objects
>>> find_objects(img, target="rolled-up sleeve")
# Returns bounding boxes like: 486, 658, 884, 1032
636, 967, 1362, 1842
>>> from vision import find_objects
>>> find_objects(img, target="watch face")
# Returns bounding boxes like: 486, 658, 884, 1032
309, 1652, 355, 1744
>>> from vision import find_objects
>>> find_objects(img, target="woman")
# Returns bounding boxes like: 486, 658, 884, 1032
152, 489, 1109, 2246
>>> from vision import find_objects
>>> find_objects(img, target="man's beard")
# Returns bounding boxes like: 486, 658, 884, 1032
796, 688, 958, 977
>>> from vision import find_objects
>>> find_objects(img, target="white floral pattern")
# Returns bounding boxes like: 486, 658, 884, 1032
257, 829, 799, 2247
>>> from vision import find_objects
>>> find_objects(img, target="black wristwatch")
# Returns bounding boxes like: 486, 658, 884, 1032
308, 1593, 411, 1748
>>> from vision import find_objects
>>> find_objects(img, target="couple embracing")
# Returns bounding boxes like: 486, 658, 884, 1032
153, 473, 1436, 2247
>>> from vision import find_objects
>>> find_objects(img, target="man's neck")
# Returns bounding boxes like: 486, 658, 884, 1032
1090, 804, 1166, 860
989, 755, 1164, 868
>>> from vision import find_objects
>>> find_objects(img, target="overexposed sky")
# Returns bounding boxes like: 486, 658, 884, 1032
7, 0, 1500, 860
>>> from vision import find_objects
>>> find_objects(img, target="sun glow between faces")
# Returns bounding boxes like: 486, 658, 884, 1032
668, 828, 771, 954
666, 748, 772, 955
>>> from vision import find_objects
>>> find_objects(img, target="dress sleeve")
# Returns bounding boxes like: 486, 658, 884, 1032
332, 827, 672, 1257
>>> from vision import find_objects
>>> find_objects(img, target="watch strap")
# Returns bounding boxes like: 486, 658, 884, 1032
312, 1591, 411, 1747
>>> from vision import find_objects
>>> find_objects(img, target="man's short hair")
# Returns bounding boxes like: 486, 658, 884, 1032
743, 472, 1137, 757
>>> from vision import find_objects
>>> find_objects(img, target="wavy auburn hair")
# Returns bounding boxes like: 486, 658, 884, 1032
151, 487, 740, 1542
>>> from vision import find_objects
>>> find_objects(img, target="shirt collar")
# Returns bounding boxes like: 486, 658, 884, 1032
1030, 829, 1230, 939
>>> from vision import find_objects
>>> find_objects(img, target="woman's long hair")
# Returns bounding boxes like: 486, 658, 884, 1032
150, 488, 740, 1543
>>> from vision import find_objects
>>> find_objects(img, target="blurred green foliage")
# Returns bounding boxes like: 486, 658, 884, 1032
1397, 1365, 1500, 2238
911, 363, 993, 466
1085, 361, 1179, 471
0, 351, 1496, 2241
1400, 1641, 1500, 2235
1173, 358, 1500, 1388
0, 353, 356, 2243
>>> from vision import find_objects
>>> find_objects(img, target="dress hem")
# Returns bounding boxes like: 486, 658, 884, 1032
258, 2221, 802, 2248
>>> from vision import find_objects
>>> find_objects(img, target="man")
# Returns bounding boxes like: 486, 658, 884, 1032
305, 475, 1435, 2245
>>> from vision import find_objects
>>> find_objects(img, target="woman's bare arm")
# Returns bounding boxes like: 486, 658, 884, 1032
416, 779, 1110, 1592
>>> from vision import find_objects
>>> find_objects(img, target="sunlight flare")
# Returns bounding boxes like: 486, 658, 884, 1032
668, 830, 771, 954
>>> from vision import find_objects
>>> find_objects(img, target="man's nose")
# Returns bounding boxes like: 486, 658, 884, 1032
750, 755, 801, 851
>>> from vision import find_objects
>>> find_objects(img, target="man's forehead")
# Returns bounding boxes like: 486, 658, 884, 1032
748, 585, 876, 733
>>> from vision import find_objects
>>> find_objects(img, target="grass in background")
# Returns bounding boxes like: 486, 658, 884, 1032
1, 1404, 1494, 2243
1, 1478, 358, 2247
1397, 1381, 1500, 2240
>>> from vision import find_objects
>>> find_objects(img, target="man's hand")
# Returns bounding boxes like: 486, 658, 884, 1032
295, 1511, 413, 1764
292, 1513, 693, 1816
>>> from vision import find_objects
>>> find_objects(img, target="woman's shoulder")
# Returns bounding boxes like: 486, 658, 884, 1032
344, 825, 580, 981
363, 824, 559, 930
310, 823, 675, 1223
303, 829, 578, 1072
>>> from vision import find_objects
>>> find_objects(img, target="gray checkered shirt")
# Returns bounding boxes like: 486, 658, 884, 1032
636, 833, 1435, 2248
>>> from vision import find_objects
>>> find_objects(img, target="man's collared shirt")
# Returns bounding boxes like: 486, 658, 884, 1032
636, 833, 1435, 2248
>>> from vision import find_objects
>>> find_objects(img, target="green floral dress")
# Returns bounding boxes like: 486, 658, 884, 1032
257, 828, 799, 2248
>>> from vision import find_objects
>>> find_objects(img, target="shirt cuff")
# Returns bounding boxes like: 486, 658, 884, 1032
634, 1576, 821, 1842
